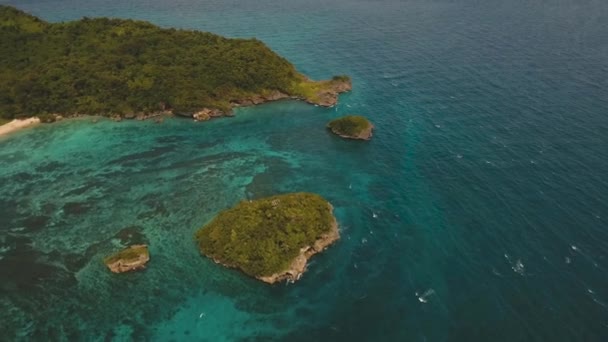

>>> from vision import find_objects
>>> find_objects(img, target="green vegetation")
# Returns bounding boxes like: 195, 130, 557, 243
289, 76, 350, 104
327, 115, 372, 137
0, 6, 347, 120
103, 245, 149, 265
0, 117, 10, 125
195, 193, 335, 278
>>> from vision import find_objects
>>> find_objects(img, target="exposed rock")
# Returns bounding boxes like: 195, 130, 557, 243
230, 78, 351, 109
305, 77, 353, 107
104, 245, 150, 274
331, 125, 374, 140
355, 125, 374, 140
264, 90, 289, 101
193, 108, 225, 121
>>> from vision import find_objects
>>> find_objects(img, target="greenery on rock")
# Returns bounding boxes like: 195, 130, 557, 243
290, 76, 350, 103
103, 245, 149, 265
327, 115, 372, 137
0, 6, 346, 120
195, 193, 335, 278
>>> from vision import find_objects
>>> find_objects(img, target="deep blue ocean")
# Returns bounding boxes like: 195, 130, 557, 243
1, 0, 608, 341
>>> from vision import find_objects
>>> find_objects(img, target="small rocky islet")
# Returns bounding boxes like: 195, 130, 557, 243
104, 245, 150, 273
327, 115, 374, 140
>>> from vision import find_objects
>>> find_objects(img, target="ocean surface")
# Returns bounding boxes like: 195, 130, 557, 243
1, 0, 608, 341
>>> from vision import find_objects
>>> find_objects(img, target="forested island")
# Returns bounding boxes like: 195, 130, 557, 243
327, 115, 374, 140
195, 193, 339, 284
0, 6, 351, 122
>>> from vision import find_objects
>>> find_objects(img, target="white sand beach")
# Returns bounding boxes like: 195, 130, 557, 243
0, 118, 41, 136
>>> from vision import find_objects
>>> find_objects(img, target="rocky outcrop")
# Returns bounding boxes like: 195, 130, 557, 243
193, 108, 225, 121
327, 115, 374, 141
231, 78, 352, 109
331, 124, 374, 140
257, 206, 340, 284
104, 244, 150, 273
306, 78, 353, 108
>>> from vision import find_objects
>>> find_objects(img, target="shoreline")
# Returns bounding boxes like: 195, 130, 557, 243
0, 78, 352, 137
191, 77, 352, 121
0, 118, 41, 137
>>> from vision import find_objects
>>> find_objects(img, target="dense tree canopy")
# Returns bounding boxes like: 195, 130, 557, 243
327, 115, 372, 137
0, 6, 307, 119
195, 193, 335, 277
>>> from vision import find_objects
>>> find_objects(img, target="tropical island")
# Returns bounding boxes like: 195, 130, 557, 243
104, 244, 150, 273
327, 115, 374, 140
195, 193, 339, 284
0, 5, 351, 124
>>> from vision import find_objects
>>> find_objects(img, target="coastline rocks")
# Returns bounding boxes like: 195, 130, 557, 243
193, 108, 224, 121
8, 76, 352, 129
104, 244, 150, 273
307, 76, 353, 108
230, 77, 352, 109
327, 115, 374, 140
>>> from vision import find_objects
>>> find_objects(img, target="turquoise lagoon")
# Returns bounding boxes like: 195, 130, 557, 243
1, 0, 607, 341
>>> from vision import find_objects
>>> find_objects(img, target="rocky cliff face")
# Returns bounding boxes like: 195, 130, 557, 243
193, 108, 225, 121
104, 245, 150, 273
306, 78, 353, 108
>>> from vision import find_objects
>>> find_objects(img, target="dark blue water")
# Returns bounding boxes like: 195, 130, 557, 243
1, 0, 607, 340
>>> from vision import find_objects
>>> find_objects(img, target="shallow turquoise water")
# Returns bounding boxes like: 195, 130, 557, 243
1, 0, 608, 341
